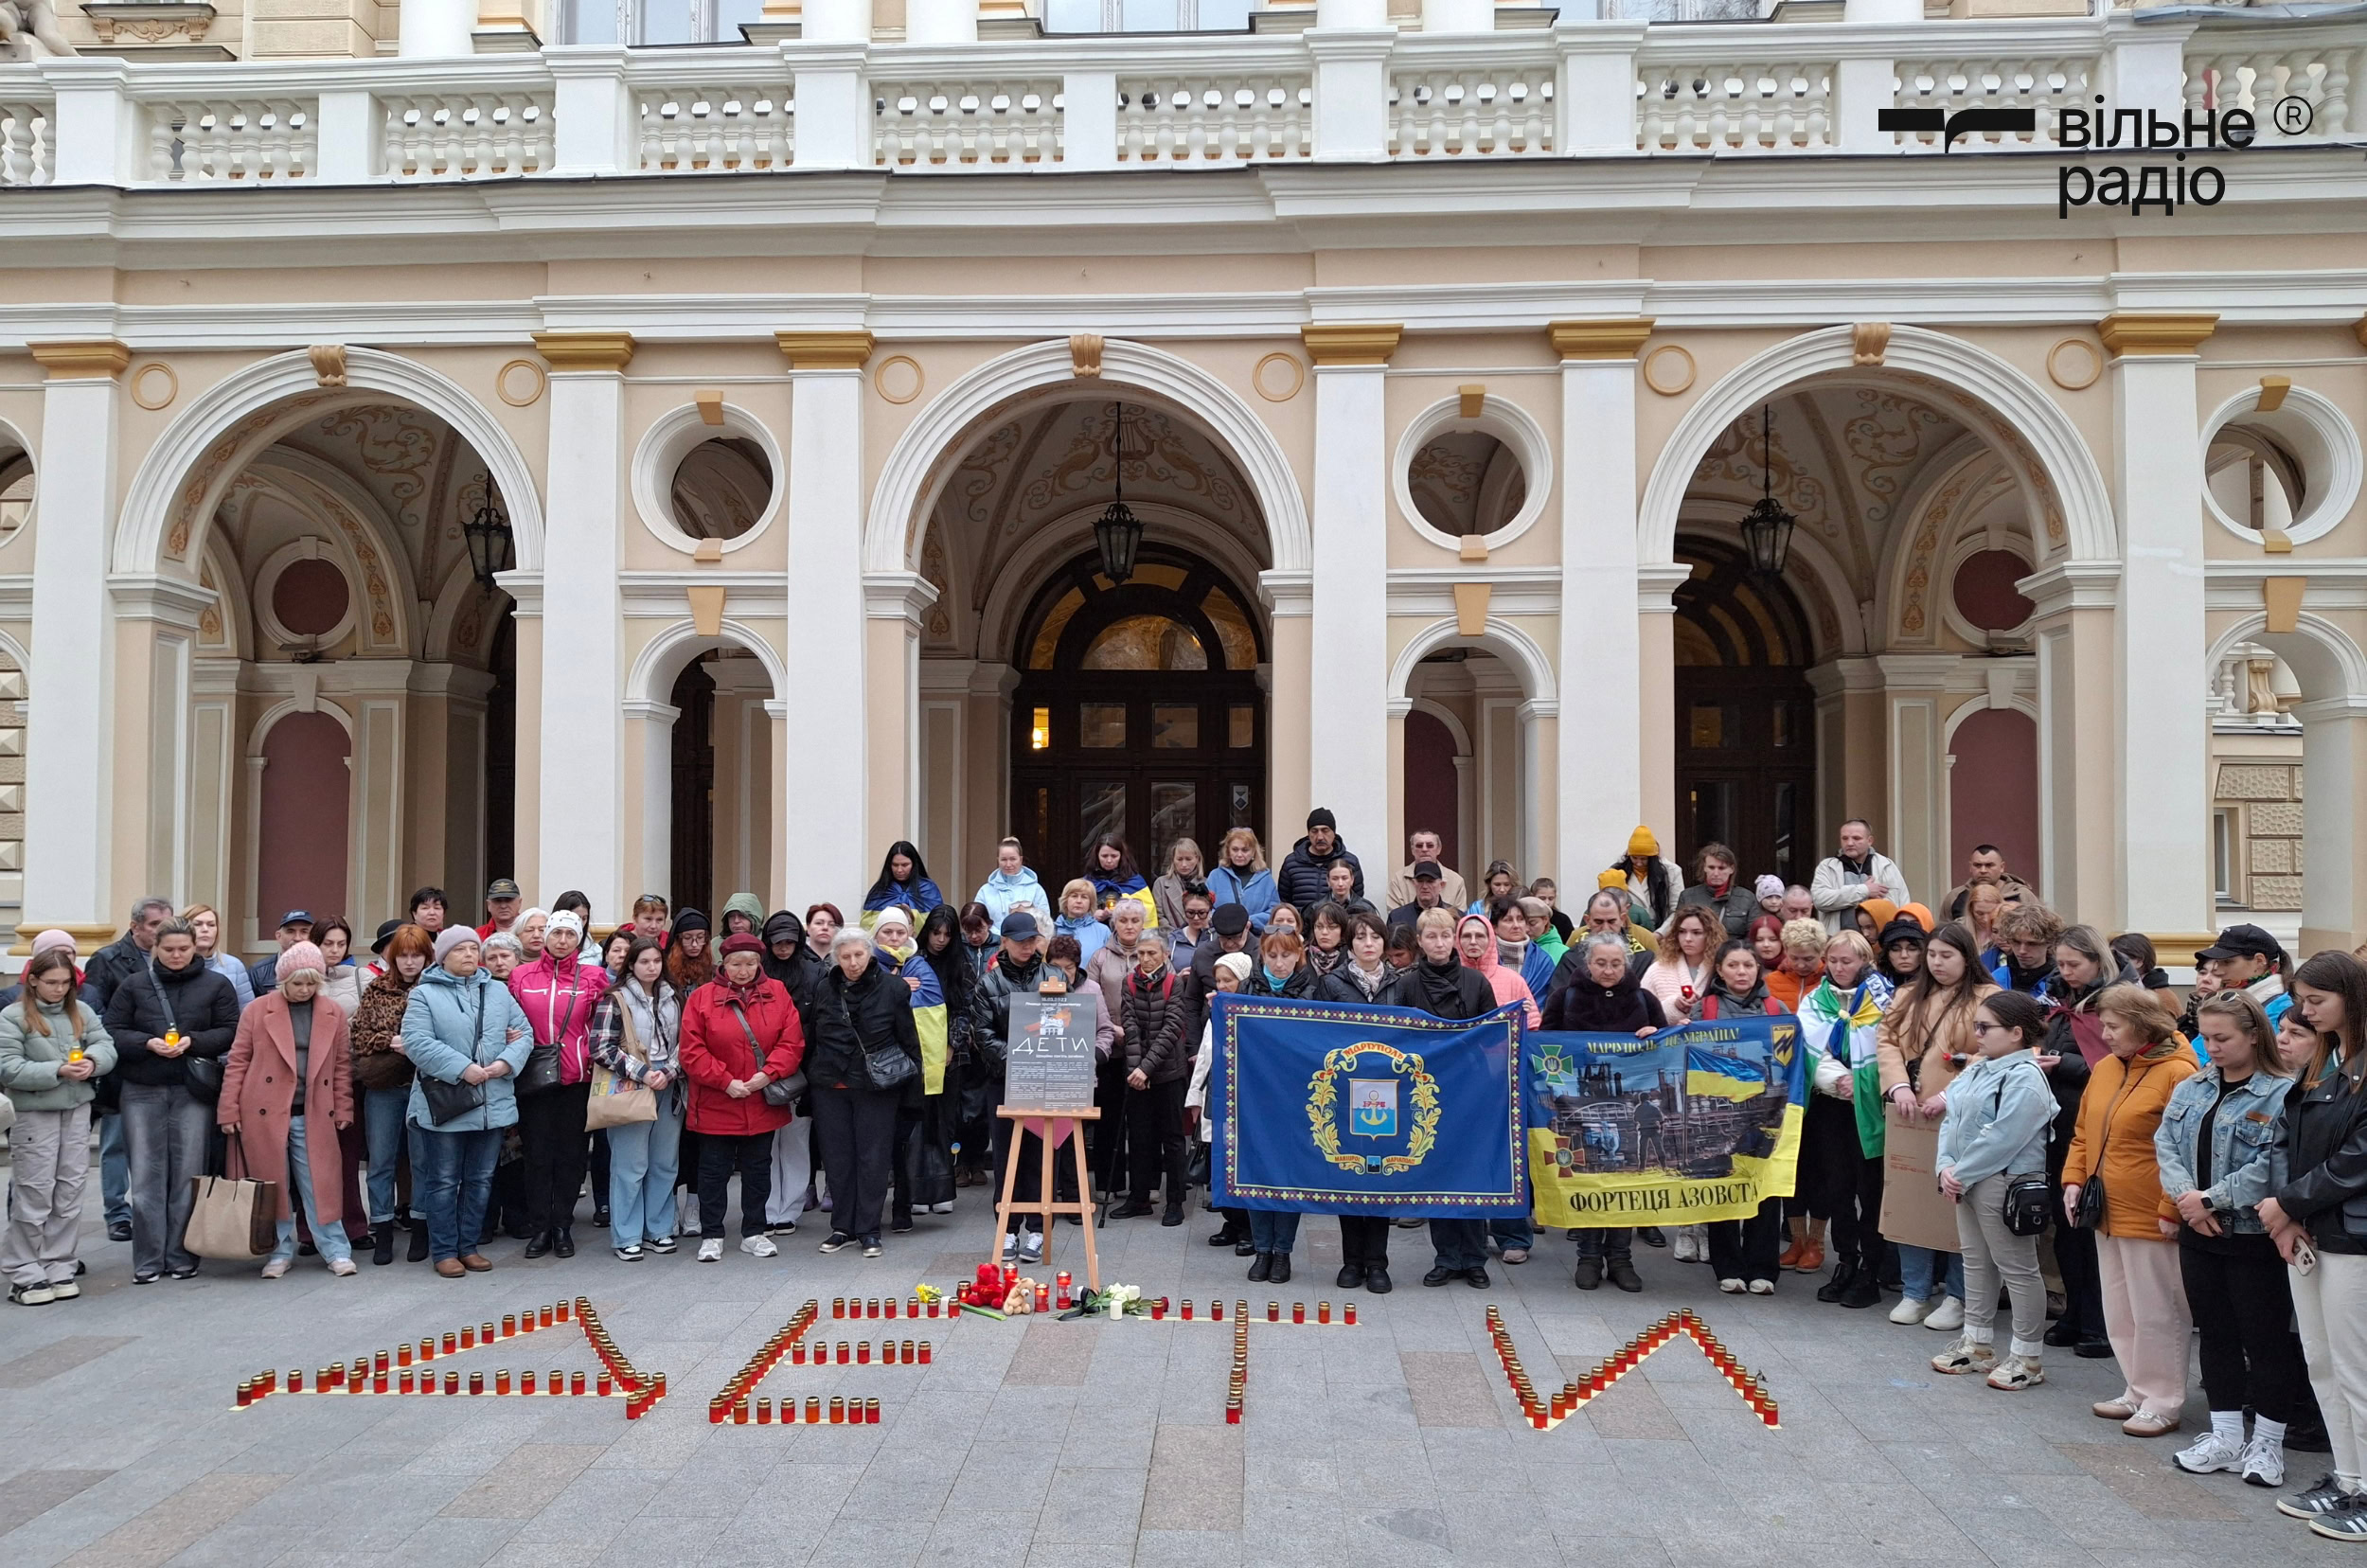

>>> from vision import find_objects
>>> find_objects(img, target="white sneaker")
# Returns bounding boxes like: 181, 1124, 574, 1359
1670, 1233, 1696, 1263
739, 1236, 778, 1258
1001, 1233, 1018, 1262
696, 1238, 723, 1263
1018, 1231, 1043, 1264
260, 1256, 291, 1279
1889, 1295, 1933, 1326
2174, 1430, 2245, 1475
929, 1201, 955, 1214
1717, 1276, 1745, 1293
1746, 1278, 1775, 1295
2240, 1432, 2287, 1489
1923, 1296, 1965, 1332
328, 1257, 358, 1277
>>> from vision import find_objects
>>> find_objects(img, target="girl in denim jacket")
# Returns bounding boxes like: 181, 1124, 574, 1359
1931, 990, 2057, 1390
2156, 990, 2304, 1488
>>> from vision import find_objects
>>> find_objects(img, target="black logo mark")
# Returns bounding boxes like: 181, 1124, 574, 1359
1877, 108, 2040, 152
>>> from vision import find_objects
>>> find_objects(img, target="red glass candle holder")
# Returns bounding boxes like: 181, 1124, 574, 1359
398, 1370, 414, 1395
864, 1399, 881, 1424
443, 1371, 460, 1396
836, 1342, 850, 1365
396, 1344, 412, 1368
1344, 1304, 1357, 1326
1181, 1300, 1194, 1321
806, 1396, 822, 1424
468, 1372, 484, 1396
1211, 1300, 1224, 1321
1037, 1284, 1051, 1313
828, 1397, 845, 1425
570, 1371, 586, 1396
856, 1342, 870, 1364
918, 1341, 933, 1364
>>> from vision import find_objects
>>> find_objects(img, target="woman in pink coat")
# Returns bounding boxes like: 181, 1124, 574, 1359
1456, 913, 1539, 1027
218, 942, 358, 1277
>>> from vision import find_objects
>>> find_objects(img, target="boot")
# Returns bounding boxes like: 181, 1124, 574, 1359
405, 1215, 429, 1263
1816, 1261, 1858, 1304
371, 1221, 396, 1268
1839, 1270, 1884, 1310
553, 1227, 576, 1259
1247, 1253, 1272, 1282
1608, 1257, 1643, 1293
1270, 1254, 1291, 1286
524, 1231, 554, 1259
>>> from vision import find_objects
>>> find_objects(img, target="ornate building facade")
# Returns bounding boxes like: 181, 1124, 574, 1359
3, 0, 2364, 958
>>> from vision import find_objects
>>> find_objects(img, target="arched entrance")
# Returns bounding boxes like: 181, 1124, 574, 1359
1673, 536, 1817, 884
1009, 545, 1266, 887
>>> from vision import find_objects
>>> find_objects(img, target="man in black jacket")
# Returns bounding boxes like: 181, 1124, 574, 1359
247, 910, 313, 999
1111, 940, 1196, 1226
101, 918, 239, 1282
1275, 809, 1364, 914
83, 895, 176, 1241
1185, 903, 1255, 1045
974, 913, 1053, 1263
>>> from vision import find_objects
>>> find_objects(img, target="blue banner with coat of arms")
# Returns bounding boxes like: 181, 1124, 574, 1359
1208, 994, 1528, 1216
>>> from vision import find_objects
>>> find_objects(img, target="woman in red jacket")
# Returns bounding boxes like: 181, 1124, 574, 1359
507, 910, 610, 1259
679, 934, 804, 1263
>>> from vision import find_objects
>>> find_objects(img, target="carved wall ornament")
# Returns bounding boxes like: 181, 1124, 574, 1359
1851, 323, 1891, 367
1069, 334, 1104, 379
308, 344, 347, 388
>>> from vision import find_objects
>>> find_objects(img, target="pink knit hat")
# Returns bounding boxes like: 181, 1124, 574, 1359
276, 941, 328, 981
29, 929, 79, 959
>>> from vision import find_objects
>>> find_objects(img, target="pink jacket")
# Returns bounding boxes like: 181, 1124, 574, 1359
507, 953, 611, 1084
1457, 914, 1539, 1028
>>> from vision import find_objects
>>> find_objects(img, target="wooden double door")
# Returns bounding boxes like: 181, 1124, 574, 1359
1673, 665, 1817, 889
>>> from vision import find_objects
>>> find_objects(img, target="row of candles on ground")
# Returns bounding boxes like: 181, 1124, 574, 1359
1225, 1310, 1249, 1425
722, 1396, 882, 1424
232, 1297, 668, 1419
709, 1298, 820, 1421
1481, 1306, 1780, 1431
834, 1294, 960, 1319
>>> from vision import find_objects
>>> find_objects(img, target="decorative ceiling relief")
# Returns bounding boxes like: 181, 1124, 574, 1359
1837, 388, 1951, 531
1694, 414, 1826, 526
286, 404, 443, 531
1016, 406, 1246, 525
919, 524, 955, 648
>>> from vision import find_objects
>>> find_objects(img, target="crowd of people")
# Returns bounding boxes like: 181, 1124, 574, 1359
3, 814, 2364, 1540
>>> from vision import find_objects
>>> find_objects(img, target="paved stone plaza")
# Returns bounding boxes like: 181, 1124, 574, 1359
0, 1196, 2340, 1568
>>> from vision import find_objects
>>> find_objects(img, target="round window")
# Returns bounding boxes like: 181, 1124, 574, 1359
2197, 384, 2361, 547
1949, 549, 2033, 633
1407, 430, 1527, 538
273, 557, 351, 637
669, 437, 773, 542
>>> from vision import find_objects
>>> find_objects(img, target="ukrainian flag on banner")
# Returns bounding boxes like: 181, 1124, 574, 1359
1209, 994, 1528, 1216
1526, 1017, 1806, 1227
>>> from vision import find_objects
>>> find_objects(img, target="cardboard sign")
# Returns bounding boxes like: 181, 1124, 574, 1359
1878, 1112, 1964, 1256
1004, 990, 1099, 1112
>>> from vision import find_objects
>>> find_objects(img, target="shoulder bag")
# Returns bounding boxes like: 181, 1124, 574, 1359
586, 997, 659, 1131
514, 970, 581, 1096
1979, 1067, 2054, 1238
418, 987, 490, 1127
849, 985, 917, 1095
726, 998, 807, 1108
183, 1131, 278, 1258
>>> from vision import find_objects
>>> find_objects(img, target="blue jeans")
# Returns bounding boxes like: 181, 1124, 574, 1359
99, 1111, 130, 1229
1430, 1218, 1488, 1271
414, 1126, 502, 1263
1248, 1210, 1300, 1256
362, 1085, 420, 1224
1489, 1216, 1535, 1252
605, 1088, 684, 1248
1899, 1243, 1965, 1305
270, 1116, 352, 1266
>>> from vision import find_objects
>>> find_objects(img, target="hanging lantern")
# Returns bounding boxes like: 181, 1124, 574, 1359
1094, 402, 1144, 584
462, 476, 515, 590
1738, 403, 1796, 579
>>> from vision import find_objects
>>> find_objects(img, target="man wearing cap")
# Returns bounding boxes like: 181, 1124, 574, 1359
974, 912, 1052, 1263
247, 911, 313, 1000
1276, 809, 1364, 916
475, 879, 524, 940
1386, 829, 1468, 913
1185, 904, 1257, 1047
1387, 862, 1453, 928
2197, 924, 2293, 1025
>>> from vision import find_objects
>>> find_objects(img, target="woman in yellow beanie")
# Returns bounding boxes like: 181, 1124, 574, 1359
1608, 827, 1685, 931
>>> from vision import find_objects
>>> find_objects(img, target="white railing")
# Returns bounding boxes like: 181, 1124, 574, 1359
1893, 54, 2095, 148
638, 83, 796, 172
1389, 57, 1556, 157
2183, 36, 2361, 141
146, 97, 316, 181
381, 91, 554, 179
0, 14, 2360, 184
875, 79, 1063, 166
1117, 72, 1313, 162
1636, 59, 1834, 151
0, 98, 49, 187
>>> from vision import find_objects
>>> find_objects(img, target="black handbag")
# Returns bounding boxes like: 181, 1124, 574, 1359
513, 970, 583, 1096
2002, 1175, 2052, 1237
2071, 1172, 2107, 1230
419, 987, 490, 1126
147, 965, 222, 1104
726, 1001, 806, 1108
845, 989, 917, 1094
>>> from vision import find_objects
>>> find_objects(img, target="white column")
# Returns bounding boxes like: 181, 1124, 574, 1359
1878, 652, 1957, 906
398, 0, 476, 57
905, 0, 976, 44
804, 0, 874, 40
1550, 322, 1650, 895
626, 699, 678, 907
2293, 695, 2367, 956
1315, 0, 1385, 22
2102, 313, 2216, 935
21, 344, 129, 937
1420, 0, 1491, 32
1303, 326, 1397, 860
529, 331, 632, 911
779, 330, 875, 903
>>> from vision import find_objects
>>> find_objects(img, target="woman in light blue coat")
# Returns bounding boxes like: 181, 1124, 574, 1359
1931, 989, 2058, 1388
402, 927, 531, 1276
1205, 828, 1280, 932
974, 837, 1049, 927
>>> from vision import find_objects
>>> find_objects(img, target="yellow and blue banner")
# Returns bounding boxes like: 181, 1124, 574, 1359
1209, 994, 1528, 1216
1526, 1015, 1806, 1227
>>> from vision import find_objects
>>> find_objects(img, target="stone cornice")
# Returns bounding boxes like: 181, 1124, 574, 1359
776, 330, 877, 369
1300, 324, 1401, 367
531, 330, 635, 371
1548, 319, 1655, 361
2096, 312, 2218, 356
29, 340, 132, 379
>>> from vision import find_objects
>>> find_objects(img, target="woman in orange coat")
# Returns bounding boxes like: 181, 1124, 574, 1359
2063, 983, 2198, 1437
678, 934, 805, 1263
218, 942, 358, 1277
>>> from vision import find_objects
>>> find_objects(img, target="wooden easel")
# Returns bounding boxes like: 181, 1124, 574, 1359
990, 1105, 1101, 1293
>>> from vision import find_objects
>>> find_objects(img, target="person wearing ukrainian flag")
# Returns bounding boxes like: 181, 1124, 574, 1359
1797, 928, 1894, 1311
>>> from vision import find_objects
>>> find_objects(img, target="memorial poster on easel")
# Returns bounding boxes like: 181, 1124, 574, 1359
1005, 990, 1099, 1112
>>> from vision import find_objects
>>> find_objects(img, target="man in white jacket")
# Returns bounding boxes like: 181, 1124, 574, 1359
1809, 819, 1910, 934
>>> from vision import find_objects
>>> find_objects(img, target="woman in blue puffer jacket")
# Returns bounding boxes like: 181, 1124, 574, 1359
403, 927, 532, 1277
1205, 828, 1280, 933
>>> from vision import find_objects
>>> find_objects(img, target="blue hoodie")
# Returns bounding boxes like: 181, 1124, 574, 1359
1055, 911, 1111, 967
402, 963, 533, 1133
1205, 864, 1280, 932
974, 866, 1048, 926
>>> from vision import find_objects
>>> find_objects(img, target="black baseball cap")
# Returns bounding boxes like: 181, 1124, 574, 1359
1210, 903, 1251, 936
486, 878, 523, 900
1412, 860, 1443, 882
2197, 924, 2287, 969
276, 910, 313, 930
1000, 911, 1041, 939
